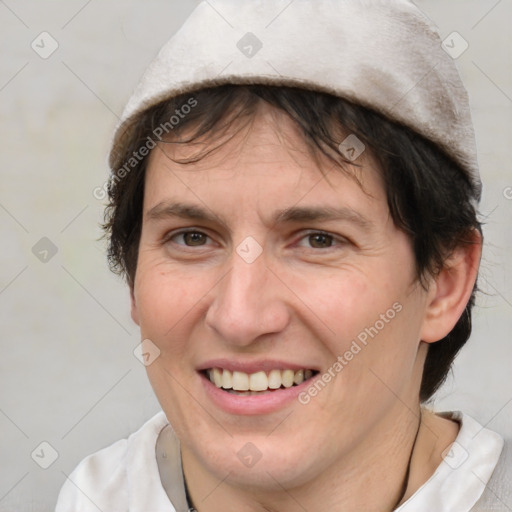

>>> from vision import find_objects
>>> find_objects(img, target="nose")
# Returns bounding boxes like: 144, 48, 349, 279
204, 250, 291, 347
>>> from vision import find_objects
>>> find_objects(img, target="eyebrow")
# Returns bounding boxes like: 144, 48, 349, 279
145, 201, 373, 231
146, 202, 227, 227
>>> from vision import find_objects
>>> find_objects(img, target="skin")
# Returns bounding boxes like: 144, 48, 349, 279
130, 102, 481, 511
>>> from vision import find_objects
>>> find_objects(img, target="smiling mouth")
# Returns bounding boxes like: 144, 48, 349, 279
204, 368, 319, 395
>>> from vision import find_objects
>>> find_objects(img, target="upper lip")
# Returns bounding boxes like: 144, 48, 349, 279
197, 359, 319, 374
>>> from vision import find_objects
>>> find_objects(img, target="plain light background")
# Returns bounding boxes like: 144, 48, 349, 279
0, 1, 511, 510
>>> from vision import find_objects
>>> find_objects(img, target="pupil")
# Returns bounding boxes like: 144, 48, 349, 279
185, 232, 205, 246
310, 233, 332, 248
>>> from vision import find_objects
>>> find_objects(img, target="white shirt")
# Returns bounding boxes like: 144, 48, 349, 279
55, 410, 509, 512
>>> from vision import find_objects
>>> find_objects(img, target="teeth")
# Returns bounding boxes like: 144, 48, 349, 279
213, 368, 222, 387
268, 369, 282, 389
232, 371, 249, 391
249, 371, 268, 391
221, 369, 232, 389
294, 369, 304, 385
207, 367, 314, 392
281, 369, 294, 388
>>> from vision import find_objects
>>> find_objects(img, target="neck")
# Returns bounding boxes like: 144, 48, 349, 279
181, 404, 456, 512
396, 408, 461, 505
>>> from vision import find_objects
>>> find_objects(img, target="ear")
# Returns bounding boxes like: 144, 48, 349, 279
130, 285, 140, 326
420, 230, 482, 343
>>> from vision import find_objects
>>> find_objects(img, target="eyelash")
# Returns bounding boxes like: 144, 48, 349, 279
164, 229, 348, 251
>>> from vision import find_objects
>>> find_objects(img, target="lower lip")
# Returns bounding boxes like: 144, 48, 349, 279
200, 372, 316, 415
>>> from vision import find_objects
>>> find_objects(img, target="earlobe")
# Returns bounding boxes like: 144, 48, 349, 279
130, 286, 140, 326
420, 231, 482, 344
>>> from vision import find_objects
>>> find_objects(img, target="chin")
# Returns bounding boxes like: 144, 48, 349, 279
194, 435, 324, 491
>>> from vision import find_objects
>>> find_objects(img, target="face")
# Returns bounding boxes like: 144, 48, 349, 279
131, 102, 432, 490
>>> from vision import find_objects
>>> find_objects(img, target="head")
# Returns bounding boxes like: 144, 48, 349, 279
102, 83, 481, 488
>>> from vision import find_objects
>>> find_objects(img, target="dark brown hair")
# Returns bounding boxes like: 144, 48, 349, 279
104, 84, 481, 402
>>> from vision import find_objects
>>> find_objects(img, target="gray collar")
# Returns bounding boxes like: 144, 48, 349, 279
155, 423, 195, 512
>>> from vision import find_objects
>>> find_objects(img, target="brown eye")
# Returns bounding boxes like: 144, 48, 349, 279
295, 230, 348, 251
171, 231, 209, 246
182, 232, 207, 246
307, 233, 334, 248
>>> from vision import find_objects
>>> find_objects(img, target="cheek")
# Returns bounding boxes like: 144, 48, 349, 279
286, 267, 395, 353
133, 263, 211, 355
334, 287, 427, 409
304, 264, 424, 395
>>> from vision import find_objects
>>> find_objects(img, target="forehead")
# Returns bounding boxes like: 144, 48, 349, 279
143, 102, 388, 223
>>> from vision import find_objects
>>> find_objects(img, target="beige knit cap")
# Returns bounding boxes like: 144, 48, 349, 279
109, 0, 481, 199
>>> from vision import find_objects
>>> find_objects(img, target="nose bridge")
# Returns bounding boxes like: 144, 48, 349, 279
205, 250, 289, 345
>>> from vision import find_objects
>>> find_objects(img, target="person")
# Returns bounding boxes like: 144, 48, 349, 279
55, 0, 511, 510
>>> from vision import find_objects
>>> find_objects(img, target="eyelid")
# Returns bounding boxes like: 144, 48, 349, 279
294, 229, 350, 247
162, 227, 349, 251
163, 227, 214, 246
